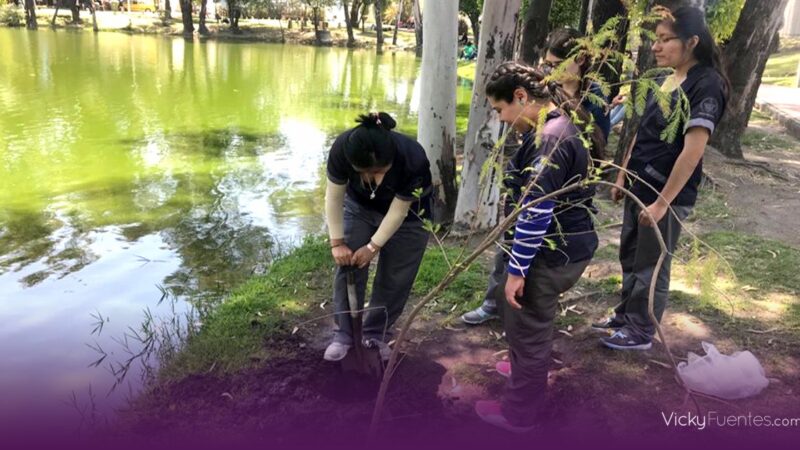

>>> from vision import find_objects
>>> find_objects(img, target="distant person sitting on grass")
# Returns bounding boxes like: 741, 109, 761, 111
461, 41, 477, 61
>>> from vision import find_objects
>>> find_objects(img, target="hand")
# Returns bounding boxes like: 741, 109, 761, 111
504, 274, 525, 310
611, 175, 625, 204
351, 244, 378, 269
638, 202, 668, 227
331, 245, 354, 266
611, 94, 626, 107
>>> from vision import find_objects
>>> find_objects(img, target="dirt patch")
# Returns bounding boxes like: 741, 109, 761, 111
114, 254, 800, 448
702, 122, 800, 247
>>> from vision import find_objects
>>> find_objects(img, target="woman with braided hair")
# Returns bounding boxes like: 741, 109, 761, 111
474, 62, 602, 432
461, 27, 609, 326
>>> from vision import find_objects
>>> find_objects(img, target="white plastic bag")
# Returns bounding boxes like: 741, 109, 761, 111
677, 341, 769, 399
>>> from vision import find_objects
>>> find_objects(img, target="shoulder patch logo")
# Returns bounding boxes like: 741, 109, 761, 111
700, 98, 719, 116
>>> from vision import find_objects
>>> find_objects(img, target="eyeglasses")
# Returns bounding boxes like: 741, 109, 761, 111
542, 58, 564, 69
654, 35, 681, 45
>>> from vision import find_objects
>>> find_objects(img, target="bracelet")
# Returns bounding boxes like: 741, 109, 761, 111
367, 242, 380, 253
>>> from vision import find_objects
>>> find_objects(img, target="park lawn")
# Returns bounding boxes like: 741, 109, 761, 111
158, 237, 488, 381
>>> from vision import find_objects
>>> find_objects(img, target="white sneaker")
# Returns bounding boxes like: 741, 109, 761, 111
323, 341, 351, 361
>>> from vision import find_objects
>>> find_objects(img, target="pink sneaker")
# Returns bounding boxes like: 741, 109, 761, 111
474, 400, 535, 433
495, 361, 511, 378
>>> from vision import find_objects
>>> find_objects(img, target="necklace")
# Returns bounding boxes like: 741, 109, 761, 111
369, 179, 378, 200
363, 175, 378, 200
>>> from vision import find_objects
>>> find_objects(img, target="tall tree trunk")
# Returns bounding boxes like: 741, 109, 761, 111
710, 0, 789, 159
374, 0, 384, 53
392, 0, 403, 46
277, 7, 286, 43
468, 11, 480, 44
51, 2, 60, 27
343, 0, 356, 46
88, 0, 98, 31
418, 0, 458, 224
165, 0, 172, 21
179, 0, 194, 35
313, 6, 319, 34
230, 0, 240, 31
69, 0, 79, 23
413, 0, 423, 57
453, 0, 522, 233
24, 0, 37, 30
578, 0, 591, 33
198, 0, 209, 35
349, 0, 362, 29
592, 0, 629, 100
519, 0, 553, 65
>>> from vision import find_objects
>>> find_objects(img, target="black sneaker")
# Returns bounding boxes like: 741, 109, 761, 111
591, 316, 625, 332
601, 329, 653, 351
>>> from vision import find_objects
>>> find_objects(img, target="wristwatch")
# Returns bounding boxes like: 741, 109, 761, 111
367, 242, 379, 253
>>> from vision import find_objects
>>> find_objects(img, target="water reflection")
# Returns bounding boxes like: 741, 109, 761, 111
0, 27, 472, 427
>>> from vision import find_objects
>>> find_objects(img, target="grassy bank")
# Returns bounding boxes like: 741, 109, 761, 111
159, 236, 488, 381
457, 61, 477, 82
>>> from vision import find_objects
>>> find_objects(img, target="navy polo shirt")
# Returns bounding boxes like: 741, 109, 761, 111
628, 64, 727, 206
327, 128, 433, 221
504, 110, 599, 267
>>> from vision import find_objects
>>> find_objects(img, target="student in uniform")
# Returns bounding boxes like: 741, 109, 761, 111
541, 27, 612, 140
324, 112, 433, 362
593, 6, 729, 350
461, 27, 609, 326
473, 62, 604, 432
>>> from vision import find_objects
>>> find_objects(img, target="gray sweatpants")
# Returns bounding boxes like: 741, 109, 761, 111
613, 197, 692, 340
332, 196, 429, 345
495, 258, 590, 425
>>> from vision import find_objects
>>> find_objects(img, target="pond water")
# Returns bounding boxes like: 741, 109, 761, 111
0, 28, 473, 429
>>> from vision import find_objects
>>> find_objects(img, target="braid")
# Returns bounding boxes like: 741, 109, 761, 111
486, 60, 606, 161
487, 62, 549, 102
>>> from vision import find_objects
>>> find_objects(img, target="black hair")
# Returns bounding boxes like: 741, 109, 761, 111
544, 27, 593, 95
658, 6, 731, 99
485, 61, 606, 161
343, 112, 398, 170
545, 27, 581, 60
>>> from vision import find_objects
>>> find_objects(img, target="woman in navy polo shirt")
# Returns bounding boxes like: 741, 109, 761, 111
323, 112, 432, 362
542, 27, 612, 140
461, 27, 610, 326
594, 7, 729, 350
473, 62, 603, 432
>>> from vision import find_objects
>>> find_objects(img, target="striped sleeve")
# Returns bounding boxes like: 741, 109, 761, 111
507, 196, 555, 277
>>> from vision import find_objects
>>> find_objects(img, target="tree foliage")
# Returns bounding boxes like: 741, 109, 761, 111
706, 0, 746, 42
